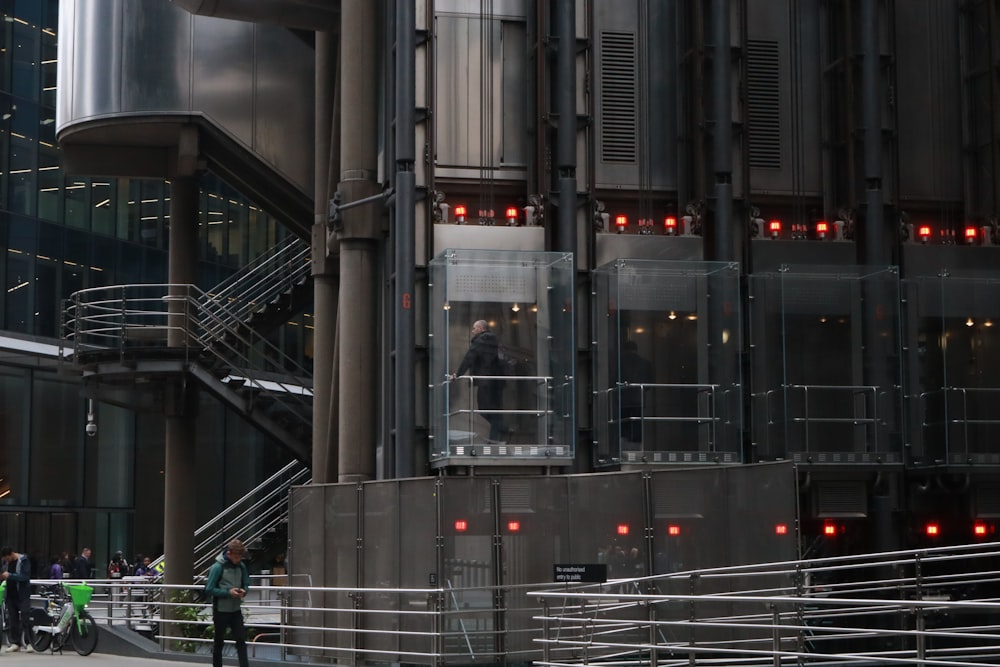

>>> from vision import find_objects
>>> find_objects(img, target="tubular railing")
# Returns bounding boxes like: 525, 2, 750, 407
200, 235, 311, 339
533, 541, 1000, 667
63, 284, 313, 436
37, 542, 1000, 667
920, 386, 1000, 460
443, 374, 554, 445
146, 459, 310, 578
765, 383, 881, 454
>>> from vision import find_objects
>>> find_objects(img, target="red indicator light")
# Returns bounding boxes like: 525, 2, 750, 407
667, 525, 681, 536
964, 226, 978, 243
775, 524, 788, 535
615, 215, 628, 233
823, 523, 837, 536
507, 520, 521, 533
768, 219, 782, 239
454, 205, 467, 223
917, 225, 932, 242
616, 523, 630, 536
454, 520, 468, 532
816, 221, 829, 239
974, 522, 988, 537
664, 216, 678, 235
925, 523, 940, 537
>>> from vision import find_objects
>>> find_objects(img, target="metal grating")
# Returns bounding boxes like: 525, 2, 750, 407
815, 481, 868, 517
746, 40, 781, 169
600, 31, 637, 164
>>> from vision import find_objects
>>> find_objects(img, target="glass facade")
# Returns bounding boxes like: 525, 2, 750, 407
0, 2, 305, 572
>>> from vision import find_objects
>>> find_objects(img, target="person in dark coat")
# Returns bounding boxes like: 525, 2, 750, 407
1, 546, 31, 651
453, 319, 508, 441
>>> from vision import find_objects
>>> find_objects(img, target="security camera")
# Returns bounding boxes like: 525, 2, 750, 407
85, 421, 97, 437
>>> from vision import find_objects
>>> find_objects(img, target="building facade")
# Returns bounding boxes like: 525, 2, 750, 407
22, 0, 1000, 586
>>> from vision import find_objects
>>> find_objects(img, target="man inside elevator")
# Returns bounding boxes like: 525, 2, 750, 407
453, 319, 509, 442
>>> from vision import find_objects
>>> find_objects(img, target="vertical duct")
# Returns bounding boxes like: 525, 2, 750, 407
860, 0, 886, 266
555, 0, 576, 256
712, 0, 733, 263
395, 0, 416, 477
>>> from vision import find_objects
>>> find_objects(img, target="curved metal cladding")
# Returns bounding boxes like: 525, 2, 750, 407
57, 0, 315, 233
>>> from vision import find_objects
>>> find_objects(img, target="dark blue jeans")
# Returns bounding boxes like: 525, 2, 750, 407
212, 609, 248, 667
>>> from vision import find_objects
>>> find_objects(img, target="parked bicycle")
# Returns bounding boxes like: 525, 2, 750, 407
29, 582, 97, 656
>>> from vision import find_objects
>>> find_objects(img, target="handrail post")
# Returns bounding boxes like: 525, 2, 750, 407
771, 603, 781, 667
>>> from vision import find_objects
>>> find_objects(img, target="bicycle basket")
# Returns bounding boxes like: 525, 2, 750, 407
65, 583, 93, 610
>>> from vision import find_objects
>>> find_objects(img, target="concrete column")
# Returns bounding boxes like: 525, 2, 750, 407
312, 29, 340, 484
164, 174, 199, 588
337, 0, 379, 482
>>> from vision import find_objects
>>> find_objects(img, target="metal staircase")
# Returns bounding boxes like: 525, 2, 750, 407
200, 235, 312, 341
147, 459, 311, 577
64, 281, 314, 461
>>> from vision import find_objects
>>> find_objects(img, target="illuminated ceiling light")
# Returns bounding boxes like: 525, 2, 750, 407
686, 314, 697, 321
633, 327, 645, 334
966, 317, 974, 327
668, 311, 677, 320
985, 320, 993, 328
530, 304, 538, 313
820, 316, 828, 323
511, 303, 520, 313
442, 302, 451, 311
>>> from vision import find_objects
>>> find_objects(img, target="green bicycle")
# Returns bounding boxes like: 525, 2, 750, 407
29, 582, 98, 656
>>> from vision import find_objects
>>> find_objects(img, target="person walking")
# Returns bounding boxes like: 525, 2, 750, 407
205, 539, 250, 667
73, 547, 92, 579
452, 319, 509, 442
0, 546, 33, 652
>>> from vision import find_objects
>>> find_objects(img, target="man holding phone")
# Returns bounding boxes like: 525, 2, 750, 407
205, 538, 251, 667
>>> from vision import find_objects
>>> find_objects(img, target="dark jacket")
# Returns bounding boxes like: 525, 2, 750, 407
5, 554, 30, 601
456, 330, 503, 409
72, 554, 91, 579
205, 551, 250, 614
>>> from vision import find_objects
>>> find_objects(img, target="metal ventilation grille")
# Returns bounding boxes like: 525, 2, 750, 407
746, 40, 781, 169
500, 478, 533, 512
600, 31, 637, 164
975, 484, 1000, 518
815, 481, 868, 518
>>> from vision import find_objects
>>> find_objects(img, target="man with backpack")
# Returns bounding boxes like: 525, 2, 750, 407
452, 319, 510, 442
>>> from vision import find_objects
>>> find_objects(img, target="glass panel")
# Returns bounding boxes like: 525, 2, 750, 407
429, 249, 575, 465
748, 265, 903, 464
0, 367, 28, 505
7, 102, 37, 216
64, 176, 91, 229
10, 17, 38, 102
84, 403, 134, 508
5, 216, 35, 333
91, 179, 115, 236
29, 377, 82, 505
593, 260, 743, 466
904, 271, 1000, 465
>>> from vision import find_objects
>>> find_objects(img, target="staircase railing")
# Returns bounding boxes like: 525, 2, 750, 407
200, 235, 311, 339
63, 283, 314, 443
147, 459, 311, 576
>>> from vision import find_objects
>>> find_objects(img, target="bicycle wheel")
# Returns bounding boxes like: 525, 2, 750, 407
28, 609, 50, 652
70, 610, 97, 656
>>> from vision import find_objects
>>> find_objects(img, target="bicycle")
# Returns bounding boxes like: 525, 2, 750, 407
29, 582, 98, 656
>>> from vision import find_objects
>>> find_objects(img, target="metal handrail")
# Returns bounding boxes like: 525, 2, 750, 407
443, 374, 554, 446
147, 460, 310, 577
764, 383, 880, 453
36, 542, 1000, 667
200, 235, 311, 339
